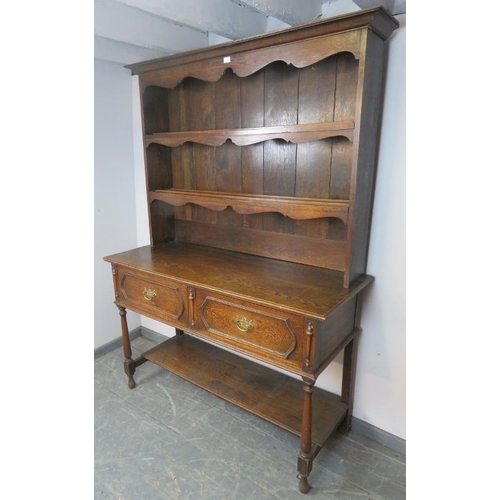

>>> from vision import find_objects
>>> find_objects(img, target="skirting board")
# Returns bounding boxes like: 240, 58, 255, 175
351, 416, 405, 455
95, 325, 406, 455
94, 326, 142, 359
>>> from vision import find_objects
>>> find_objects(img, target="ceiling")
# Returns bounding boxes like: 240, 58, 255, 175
94, 0, 406, 66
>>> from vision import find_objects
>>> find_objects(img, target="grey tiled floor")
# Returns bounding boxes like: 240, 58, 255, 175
95, 337, 405, 500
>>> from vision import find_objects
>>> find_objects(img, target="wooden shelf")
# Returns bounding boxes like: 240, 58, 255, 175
149, 189, 349, 223
145, 120, 354, 147
142, 334, 348, 447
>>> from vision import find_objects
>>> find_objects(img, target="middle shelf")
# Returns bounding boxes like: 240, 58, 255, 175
149, 189, 350, 222
145, 120, 355, 147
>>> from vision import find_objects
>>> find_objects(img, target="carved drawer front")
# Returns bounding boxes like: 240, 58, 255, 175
198, 293, 304, 366
117, 268, 187, 325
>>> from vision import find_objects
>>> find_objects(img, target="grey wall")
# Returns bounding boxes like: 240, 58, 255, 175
94, 59, 141, 348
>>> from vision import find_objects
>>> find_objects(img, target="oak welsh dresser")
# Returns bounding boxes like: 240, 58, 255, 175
103, 7, 399, 494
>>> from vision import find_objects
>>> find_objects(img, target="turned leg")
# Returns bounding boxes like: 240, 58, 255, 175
118, 306, 136, 389
297, 378, 314, 494
340, 332, 360, 435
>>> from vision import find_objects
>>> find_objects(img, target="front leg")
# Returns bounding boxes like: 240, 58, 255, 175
297, 378, 315, 493
118, 306, 136, 389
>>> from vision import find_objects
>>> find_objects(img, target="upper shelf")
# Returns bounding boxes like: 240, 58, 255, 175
145, 120, 355, 147
135, 32, 362, 89
149, 189, 349, 223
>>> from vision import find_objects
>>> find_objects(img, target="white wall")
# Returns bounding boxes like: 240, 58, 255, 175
361, 13, 405, 439
94, 59, 141, 348
316, 15, 406, 439
129, 15, 406, 440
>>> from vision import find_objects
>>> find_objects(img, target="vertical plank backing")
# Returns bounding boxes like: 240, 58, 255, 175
179, 80, 195, 220
328, 53, 358, 242
143, 86, 170, 134
263, 62, 298, 234
215, 71, 242, 227
146, 144, 172, 191
143, 86, 171, 243
168, 83, 190, 220
295, 58, 337, 238
150, 200, 175, 244
240, 70, 265, 230
191, 79, 217, 224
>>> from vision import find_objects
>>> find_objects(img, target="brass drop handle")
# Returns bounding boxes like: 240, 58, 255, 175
234, 316, 253, 332
143, 287, 157, 301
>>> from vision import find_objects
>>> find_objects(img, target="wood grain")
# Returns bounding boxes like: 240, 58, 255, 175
150, 200, 175, 244
190, 78, 217, 224
263, 62, 298, 234
106, 8, 399, 494
150, 189, 349, 222
128, 7, 397, 76
174, 220, 347, 271
215, 71, 242, 227
295, 57, 338, 239
142, 334, 348, 446
104, 242, 372, 319
142, 86, 169, 134
328, 53, 358, 242
167, 84, 187, 220
145, 144, 172, 191
240, 70, 265, 229
344, 31, 387, 286
144, 121, 354, 147
137, 31, 362, 89
194, 290, 308, 374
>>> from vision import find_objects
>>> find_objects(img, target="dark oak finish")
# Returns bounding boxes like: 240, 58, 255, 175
127, 8, 397, 83
174, 219, 347, 271
103, 7, 398, 494
344, 30, 388, 287
145, 120, 354, 147
298, 379, 315, 494
142, 335, 348, 445
150, 189, 349, 222
118, 306, 135, 389
104, 243, 373, 321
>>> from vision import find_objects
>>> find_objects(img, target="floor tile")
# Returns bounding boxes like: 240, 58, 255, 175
95, 338, 406, 499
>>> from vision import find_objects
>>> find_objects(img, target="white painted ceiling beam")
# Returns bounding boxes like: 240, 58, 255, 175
321, 0, 405, 18
321, 0, 360, 18
208, 33, 233, 47
351, 0, 406, 15
233, 0, 322, 26
94, 35, 174, 65
93, 0, 406, 66
392, 0, 406, 14
352, 0, 394, 12
113, 0, 271, 40
94, 0, 209, 54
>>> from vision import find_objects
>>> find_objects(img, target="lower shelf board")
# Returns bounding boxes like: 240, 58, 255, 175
142, 334, 348, 447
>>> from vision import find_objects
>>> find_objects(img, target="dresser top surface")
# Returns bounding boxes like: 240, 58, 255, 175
104, 243, 373, 320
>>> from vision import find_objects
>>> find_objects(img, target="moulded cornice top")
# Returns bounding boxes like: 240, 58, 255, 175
126, 6, 399, 75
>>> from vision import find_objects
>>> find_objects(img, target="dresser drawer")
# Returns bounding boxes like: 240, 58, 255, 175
115, 266, 188, 326
196, 291, 308, 371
